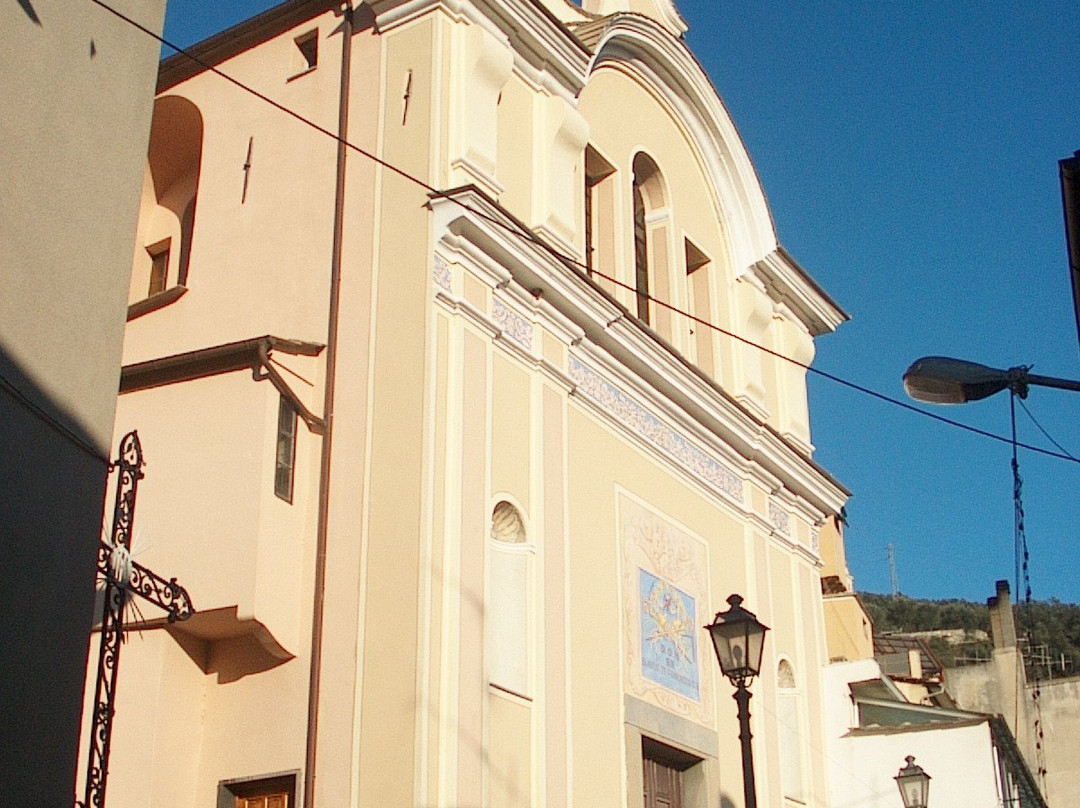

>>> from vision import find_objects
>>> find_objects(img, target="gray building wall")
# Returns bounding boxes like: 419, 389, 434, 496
0, 1, 165, 804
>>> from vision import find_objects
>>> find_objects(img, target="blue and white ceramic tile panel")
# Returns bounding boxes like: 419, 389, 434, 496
433, 254, 452, 292
491, 297, 534, 351
768, 499, 791, 537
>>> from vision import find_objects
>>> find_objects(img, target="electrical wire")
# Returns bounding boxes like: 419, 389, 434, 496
1017, 396, 1077, 461
86, 0, 1080, 467
1010, 393, 1050, 792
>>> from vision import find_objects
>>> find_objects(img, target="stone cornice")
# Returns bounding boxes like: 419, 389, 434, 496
754, 247, 848, 336
369, 0, 590, 98
428, 187, 849, 517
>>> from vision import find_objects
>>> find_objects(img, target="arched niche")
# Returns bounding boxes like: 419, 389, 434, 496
130, 95, 204, 303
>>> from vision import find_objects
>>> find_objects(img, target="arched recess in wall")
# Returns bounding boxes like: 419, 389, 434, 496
777, 658, 806, 802
631, 152, 670, 332
131, 95, 203, 302
487, 500, 533, 698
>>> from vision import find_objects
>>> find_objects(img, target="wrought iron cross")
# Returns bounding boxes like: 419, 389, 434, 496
78, 431, 194, 808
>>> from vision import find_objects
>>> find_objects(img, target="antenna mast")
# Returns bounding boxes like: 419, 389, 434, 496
888, 543, 899, 597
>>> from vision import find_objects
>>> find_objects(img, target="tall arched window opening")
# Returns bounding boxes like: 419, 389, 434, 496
630, 154, 667, 328
633, 180, 649, 322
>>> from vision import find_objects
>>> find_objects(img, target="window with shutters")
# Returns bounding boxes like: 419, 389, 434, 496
275, 395, 297, 502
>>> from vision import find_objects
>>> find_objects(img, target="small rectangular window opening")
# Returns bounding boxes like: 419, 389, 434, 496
275, 395, 297, 502
146, 239, 171, 297
292, 30, 318, 76
584, 145, 615, 276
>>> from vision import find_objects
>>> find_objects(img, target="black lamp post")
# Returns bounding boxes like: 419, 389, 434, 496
704, 594, 769, 808
894, 755, 931, 808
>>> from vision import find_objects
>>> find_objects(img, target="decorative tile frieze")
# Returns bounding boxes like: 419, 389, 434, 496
570, 356, 743, 505
768, 500, 791, 537
433, 254, 452, 292
492, 297, 533, 351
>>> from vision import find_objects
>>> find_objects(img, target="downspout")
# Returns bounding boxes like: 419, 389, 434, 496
305, 4, 353, 807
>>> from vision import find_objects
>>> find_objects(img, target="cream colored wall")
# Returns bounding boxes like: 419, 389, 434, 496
92, 369, 319, 807
818, 516, 875, 662
422, 249, 837, 808
122, 10, 349, 367
824, 596, 875, 663
111, 348, 319, 652
84, 10, 386, 808
353, 12, 441, 808
1033, 675, 1080, 808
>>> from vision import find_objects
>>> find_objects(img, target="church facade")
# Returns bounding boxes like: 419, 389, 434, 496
82, 1, 849, 806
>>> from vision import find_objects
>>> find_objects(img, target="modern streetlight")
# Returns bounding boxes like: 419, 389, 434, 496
704, 594, 770, 808
894, 755, 931, 808
903, 356, 1080, 405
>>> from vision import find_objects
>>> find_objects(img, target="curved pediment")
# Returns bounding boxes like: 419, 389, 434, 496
583, 14, 778, 277
582, 0, 688, 38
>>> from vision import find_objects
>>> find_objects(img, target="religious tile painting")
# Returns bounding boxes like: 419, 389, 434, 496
619, 491, 712, 725
639, 569, 699, 700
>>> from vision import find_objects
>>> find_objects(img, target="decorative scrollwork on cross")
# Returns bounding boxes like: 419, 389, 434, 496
78, 431, 194, 808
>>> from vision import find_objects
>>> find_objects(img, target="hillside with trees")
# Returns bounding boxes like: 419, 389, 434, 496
860, 592, 1080, 678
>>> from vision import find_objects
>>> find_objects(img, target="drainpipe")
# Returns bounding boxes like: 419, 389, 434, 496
305, 4, 352, 808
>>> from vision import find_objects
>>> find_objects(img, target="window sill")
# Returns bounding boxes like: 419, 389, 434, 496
127, 285, 187, 321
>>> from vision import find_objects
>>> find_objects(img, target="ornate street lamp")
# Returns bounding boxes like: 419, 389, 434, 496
894, 755, 931, 808
705, 594, 769, 808
903, 356, 1080, 405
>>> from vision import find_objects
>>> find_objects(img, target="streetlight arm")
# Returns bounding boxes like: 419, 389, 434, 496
1025, 371, 1080, 394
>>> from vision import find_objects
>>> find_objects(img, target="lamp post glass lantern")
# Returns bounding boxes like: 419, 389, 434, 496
894, 755, 931, 808
705, 593, 768, 684
704, 594, 769, 808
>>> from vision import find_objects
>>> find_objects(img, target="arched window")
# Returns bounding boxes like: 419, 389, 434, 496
631, 153, 668, 328
131, 96, 203, 304
777, 659, 805, 801
487, 501, 531, 697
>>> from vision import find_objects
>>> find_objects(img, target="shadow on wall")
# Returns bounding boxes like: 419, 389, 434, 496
0, 343, 112, 805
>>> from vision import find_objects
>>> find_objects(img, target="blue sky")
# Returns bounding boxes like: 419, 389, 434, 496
161, 0, 1080, 604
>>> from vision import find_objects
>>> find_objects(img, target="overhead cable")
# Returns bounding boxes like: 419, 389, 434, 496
85, 0, 1080, 466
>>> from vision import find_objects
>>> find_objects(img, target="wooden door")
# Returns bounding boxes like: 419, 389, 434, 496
643, 756, 682, 808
